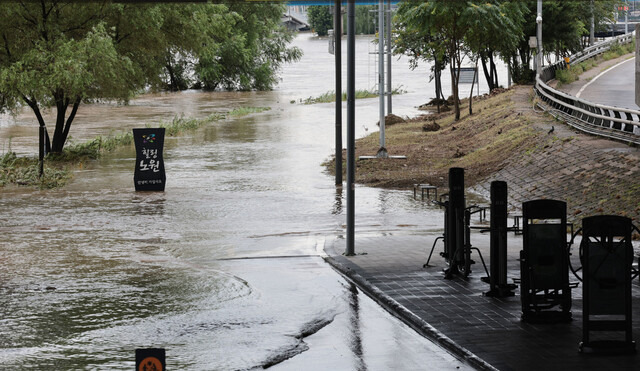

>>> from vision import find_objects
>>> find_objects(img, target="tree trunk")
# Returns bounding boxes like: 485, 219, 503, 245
489, 53, 498, 89
450, 61, 460, 121
450, 41, 460, 121
480, 54, 492, 90
22, 95, 51, 153
469, 61, 477, 116
166, 61, 178, 92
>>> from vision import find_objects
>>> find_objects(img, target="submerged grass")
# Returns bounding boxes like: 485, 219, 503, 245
302, 87, 405, 104
1, 107, 268, 189
228, 106, 271, 117
0, 152, 71, 189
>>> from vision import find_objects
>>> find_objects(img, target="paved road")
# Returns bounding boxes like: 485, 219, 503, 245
576, 56, 640, 110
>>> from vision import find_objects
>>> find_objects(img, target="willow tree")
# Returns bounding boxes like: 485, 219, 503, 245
398, 1, 470, 120
394, 1, 449, 110
195, 2, 302, 91
0, 1, 301, 153
464, 1, 528, 92
0, 2, 139, 153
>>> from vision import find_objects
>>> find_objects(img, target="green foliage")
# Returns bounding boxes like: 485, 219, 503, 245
0, 2, 300, 154
195, 3, 302, 91
308, 6, 333, 36
464, 1, 528, 90
394, 1, 450, 101
355, 6, 377, 35
512, 65, 536, 84
555, 69, 578, 84
555, 39, 634, 85
394, 1, 472, 120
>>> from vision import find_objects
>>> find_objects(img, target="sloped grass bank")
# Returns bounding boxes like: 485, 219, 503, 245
325, 88, 547, 189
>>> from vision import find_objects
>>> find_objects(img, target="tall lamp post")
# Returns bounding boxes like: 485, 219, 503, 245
345, 0, 355, 256
334, 0, 342, 186
536, 0, 542, 79
635, 23, 640, 107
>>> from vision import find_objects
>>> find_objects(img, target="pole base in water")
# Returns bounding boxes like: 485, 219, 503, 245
358, 148, 406, 161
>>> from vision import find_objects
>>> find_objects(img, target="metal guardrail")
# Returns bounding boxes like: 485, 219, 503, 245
534, 32, 640, 145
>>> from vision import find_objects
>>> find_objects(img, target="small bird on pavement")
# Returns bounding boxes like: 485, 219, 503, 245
548, 125, 554, 134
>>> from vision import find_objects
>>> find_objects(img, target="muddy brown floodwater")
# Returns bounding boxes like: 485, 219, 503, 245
0, 33, 503, 369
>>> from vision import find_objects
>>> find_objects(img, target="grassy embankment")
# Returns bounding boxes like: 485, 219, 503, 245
326, 41, 637, 190
0, 106, 270, 189
325, 88, 547, 189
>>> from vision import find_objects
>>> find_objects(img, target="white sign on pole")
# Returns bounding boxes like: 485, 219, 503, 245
459, 67, 478, 84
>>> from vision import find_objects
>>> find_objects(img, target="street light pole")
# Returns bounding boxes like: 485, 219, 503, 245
334, 0, 342, 186
377, 0, 387, 158
346, 0, 355, 256
386, 0, 392, 115
536, 0, 542, 79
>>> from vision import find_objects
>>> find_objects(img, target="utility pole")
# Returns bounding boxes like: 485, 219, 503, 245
536, 0, 542, 78
635, 23, 640, 107
377, 0, 387, 158
386, 0, 392, 115
334, 0, 342, 186
345, 0, 355, 256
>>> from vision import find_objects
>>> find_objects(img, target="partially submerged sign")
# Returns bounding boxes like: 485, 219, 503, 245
136, 348, 165, 371
133, 128, 166, 192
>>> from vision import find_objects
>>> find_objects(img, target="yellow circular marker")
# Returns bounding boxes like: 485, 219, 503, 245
138, 356, 163, 371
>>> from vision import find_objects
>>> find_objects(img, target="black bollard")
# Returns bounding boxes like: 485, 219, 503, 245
444, 167, 465, 276
485, 181, 516, 297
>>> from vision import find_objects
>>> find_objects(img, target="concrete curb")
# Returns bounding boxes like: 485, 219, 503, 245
323, 252, 498, 371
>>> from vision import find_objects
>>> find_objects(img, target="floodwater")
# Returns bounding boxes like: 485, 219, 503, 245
0, 33, 502, 369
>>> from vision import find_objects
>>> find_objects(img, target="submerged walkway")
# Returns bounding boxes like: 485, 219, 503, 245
325, 231, 640, 370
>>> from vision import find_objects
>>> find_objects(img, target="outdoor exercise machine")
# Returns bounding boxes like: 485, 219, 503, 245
577, 215, 638, 354
520, 199, 572, 323
424, 168, 489, 279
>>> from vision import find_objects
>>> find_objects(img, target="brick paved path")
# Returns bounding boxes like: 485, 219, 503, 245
326, 231, 640, 370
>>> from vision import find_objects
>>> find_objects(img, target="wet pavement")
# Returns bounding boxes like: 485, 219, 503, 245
574, 56, 639, 110
325, 224, 640, 371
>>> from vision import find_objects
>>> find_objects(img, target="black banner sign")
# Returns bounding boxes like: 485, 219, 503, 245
133, 128, 166, 192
